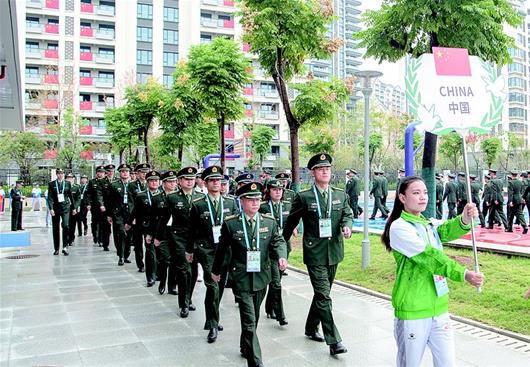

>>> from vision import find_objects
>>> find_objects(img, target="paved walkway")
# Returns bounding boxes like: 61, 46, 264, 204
1, 212, 529, 366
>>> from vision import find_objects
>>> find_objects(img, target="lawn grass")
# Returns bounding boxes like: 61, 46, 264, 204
288, 233, 530, 335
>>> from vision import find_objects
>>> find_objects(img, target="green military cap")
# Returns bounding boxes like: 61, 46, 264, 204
196, 171, 203, 178
134, 163, 151, 172
510, 171, 518, 176
81, 174, 88, 179
262, 169, 272, 175
202, 165, 223, 180
488, 168, 497, 174
117, 163, 131, 172
448, 173, 456, 178
66, 173, 74, 178
161, 170, 177, 181
349, 169, 358, 174
275, 172, 291, 180
237, 181, 263, 198
146, 170, 160, 180
96, 165, 105, 172
56, 168, 64, 174
266, 179, 284, 189
435, 173, 442, 178
458, 172, 465, 177
469, 174, 477, 179
222, 174, 230, 184
235, 172, 254, 184
307, 153, 332, 170
398, 168, 405, 173
522, 172, 528, 178
104, 164, 115, 171
177, 166, 197, 179
484, 174, 491, 180
16, 180, 23, 184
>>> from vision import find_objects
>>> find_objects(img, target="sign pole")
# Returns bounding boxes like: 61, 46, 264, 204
461, 135, 482, 293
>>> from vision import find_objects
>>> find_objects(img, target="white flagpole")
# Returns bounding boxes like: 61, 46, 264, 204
461, 134, 482, 293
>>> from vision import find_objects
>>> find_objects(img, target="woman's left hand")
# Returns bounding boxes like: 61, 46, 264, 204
462, 203, 478, 225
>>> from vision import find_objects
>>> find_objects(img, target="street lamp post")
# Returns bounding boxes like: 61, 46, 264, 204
354, 70, 382, 270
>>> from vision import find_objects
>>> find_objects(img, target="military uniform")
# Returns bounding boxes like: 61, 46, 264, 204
345, 171, 362, 218
67, 175, 81, 246
435, 175, 444, 219
77, 177, 89, 236
488, 170, 508, 229
507, 173, 528, 233
275, 172, 295, 203
47, 170, 74, 255
10, 183, 24, 231
212, 182, 288, 367
96, 164, 117, 251
283, 153, 352, 354
456, 174, 468, 215
524, 172, 530, 220
380, 172, 389, 212
369, 172, 388, 219
470, 176, 485, 227
129, 163, 152, 272
443, 175, 457, 219
86, 166, 105, 246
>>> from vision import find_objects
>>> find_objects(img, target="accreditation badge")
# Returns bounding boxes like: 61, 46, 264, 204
433, 275, 449, 297
212, 225, 221, 244
166, 215, 173, 226
246, 250, 260, 272
319, 218, 332, 238
123, 194, 128, 204
57, 193, 65, 203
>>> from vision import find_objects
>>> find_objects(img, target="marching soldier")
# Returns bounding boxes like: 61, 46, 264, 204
260, 169, 272, 188
456, 172, 468, 215
126, 170, 160, 287
283, 153, 352, 356
259, 179, 292, 325
234, 173, 255, 212
155, 167, 202, 317
345, 169, 362, 218
47, 168, 74, 255
470, 175, 485, 228
435, 173, 444, 219
212, 181, 288, 367
77, 175, 89, 237
396, 168, 405, 190
131, 163, 151, 273
524, 171, 530, 219
221, 174, 232, 197
10, 180, 24, 231
186, 165, 238, 343
86, 166, 106, 247
487, 169, 508, 230
66, 173, 81, 246
106, 164, 134, 266
369, 171, 388, 219
380, 171, 389, 212
96, 164, 117, 252
507, 172, 528, 234
443, 173, 457, 219
275, 172, 295, 203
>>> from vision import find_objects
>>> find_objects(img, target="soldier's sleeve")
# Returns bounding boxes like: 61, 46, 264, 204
507, 181, 513, 203
282, 192, 304, 242
127, 194, 141, 226
96, 181, 105, 207
212, 221, 231, 276
154, 199, 170, 242
269, 221, 287, 260
186, 204, 199, 254
46, 182, 54, 209
339, 191, 353, 229
106, 185, 115, 217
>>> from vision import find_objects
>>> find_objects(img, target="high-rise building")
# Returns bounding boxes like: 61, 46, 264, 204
373, 79, 406, 116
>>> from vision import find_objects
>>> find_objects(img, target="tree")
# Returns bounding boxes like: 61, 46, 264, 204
250, 125, 276, 168
105, 106, 139, 163
51, 107, 89, 171
241, 0, 349, 190
185, 120, 221, 167
499, 132, 525, 171
481, 136, 501, 169
301, 126, 335, 156
354, 0, 520, 216
188, 37, 251, 171
439, 132, 463, 171
0, 131, 45, 184
358, 133, 383, 171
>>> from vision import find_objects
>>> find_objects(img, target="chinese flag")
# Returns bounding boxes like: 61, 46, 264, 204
433, 47, 471, 76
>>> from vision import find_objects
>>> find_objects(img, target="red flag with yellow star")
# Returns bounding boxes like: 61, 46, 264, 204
433, 47, 472, 76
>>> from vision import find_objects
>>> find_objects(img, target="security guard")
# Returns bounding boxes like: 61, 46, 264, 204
66, 173, 81, 246
96, 164, 117, 251
443, 173, 457, 219
47, 168, 74, 255
283, 153, 352, 356
507, 171, 528, 234
77, 175, 89, 236
131, 163, 151, 272
435, 173, 444, 219
155, 166, 202, 317
186, 165, 238, 343
106, 164, 134, 265
345, 169, 362, 218
10, 180, 24, 231
259, 179, 292, 325
369, 170, 388, 219
86, 166, 106, 247
127, 170, 160, 287
212, 181, 288, 367
487, 169, 508, 230
456, 172, 468, 215
275, 172, 295, 203
470, 174, 485, 228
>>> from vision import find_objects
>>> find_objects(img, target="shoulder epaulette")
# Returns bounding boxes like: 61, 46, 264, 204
225, 214, 239, 221
152, 191, 161, 197
193, 196, 205, 203
300, 188, 311, 193
260, 201, 267, 205
261, 213, 275, 220
332, 186, 344, 192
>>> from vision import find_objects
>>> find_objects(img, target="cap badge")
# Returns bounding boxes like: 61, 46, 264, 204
251, 183, 257, 190
320, 154, 326, 160
212, 167, 217, 173
188, 168, 192, 173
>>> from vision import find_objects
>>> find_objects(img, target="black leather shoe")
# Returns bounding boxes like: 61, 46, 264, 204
485, 226, 493, 230
158, 284, 165, 295
62, 248, 69, 256
330, 342, 347, 355
189, 304, 196, 311
523, 227, 528, 234
138, 267, 145, 273
180, 307, 189, 318
207, 328, 218, 343
147, 279, 155, 287
53, 250, 59, 255
266, 312, 276, 320
168, 289, 177, 295
278, 318, 288, 326
255, 361, 265, 367
240, 347, 250, 358
124, 258, 131, 263
305, 331, 325, 342
103, 247, 109, 251
217, 324, 223, 331
505, 228, 513, 232
369, 217, 375, 220
118, 258, 124, 266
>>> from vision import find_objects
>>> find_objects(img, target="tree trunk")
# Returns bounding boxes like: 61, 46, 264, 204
219, 115, 226, 171
289, 126, 300, 192
143, 128, 150, 164
178, 145, 183, 163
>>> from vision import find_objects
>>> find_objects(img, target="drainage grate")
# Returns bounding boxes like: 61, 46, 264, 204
5, 254, 40, 260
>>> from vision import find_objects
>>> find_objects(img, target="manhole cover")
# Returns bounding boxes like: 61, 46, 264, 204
5, 254, 40, 260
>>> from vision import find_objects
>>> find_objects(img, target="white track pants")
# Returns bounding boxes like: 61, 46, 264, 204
394, 313, 456, 367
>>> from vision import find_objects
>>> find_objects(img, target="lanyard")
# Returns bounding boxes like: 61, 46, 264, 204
122, 181, 129, 200
80, 184, 87, 198
206, 195, 224, 226
147, 190, 155, 206
313, 185, 332, 219
55, 180, 65, 194
242, 213, 260, 250
268, 200, 283, 229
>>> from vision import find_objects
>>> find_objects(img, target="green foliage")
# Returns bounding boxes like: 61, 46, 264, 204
396, 131, 422, 150
105, 106, 139, 160
250, 125, 276, 167
354, 0, 521, 65
54, 107, 88, 170
301, 126, 335, 156
480, 136, 502, 169
358, 133, 383, 169
439, 132, 463, 171
0, 131, 45, 184
185, 120, 221, 167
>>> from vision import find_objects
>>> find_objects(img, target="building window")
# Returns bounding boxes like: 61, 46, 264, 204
163, 52, 179, 67
137, 26, 153, 42
509, 107, 525, 118
25, 67, 39, 76
26, 41, 40, 51
80, 45, 91, 53
80, 94, 91, 102
99, 71, 114, 80
137, 50, 152, 65
163, 74, 173, 88
509, 92, 526, 104
48, 43, 59, 50
26, 16, 39, 25
48, 18, 59, 25
508, 62, 525, 74
163, 7, 179, 22
271, 145, 280, 155
137, 73, 150, 83
163, 29, 178, 44
137, 3, 153, 19
200, 34, 212, 44
508, 77, 525, 89
79, 69, 91, 77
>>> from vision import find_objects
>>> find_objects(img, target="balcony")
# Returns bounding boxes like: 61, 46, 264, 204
80, 27, 94, 37
45, 24, 59, 34
96, 4, 115, 16
94, 53, 114, 64
26, 22, 44, 33
81, 3, 94, 13
94, 78, 114, 88
44, 149, 58, 159
44, 49, 59, 59
93, 128, 108, 136
43, 99, 59, 109
44, 74, 59, 84
80, 101, 93, 110
259, 89, 279, 98
80, 51, 93, 61
45, 0, 59, 9
95, 29, 115, 40
80, 76, 93, 86
202, 0, 234, 6
25, 74, 41, 84
224, 130, 235, 139
259, 111, 279, 120
243, 87, 253, 96
95, 102, 114, 112
26, 0, 43, 9
201, 18, 234, 29
79, 125, 93, 135
244, 109, 253, 117
25, 100, 41, 110
80, 150, 94, 160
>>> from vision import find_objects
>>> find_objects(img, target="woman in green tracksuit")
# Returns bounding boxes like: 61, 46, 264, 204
381, 176, 484, 367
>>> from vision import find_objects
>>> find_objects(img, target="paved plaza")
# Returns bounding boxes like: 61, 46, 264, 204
0, 212, 529, 366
